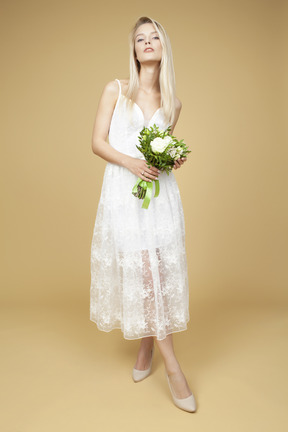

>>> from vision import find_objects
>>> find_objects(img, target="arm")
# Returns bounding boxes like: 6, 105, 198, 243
170, 97, 187, 170
91, 80, 159, 182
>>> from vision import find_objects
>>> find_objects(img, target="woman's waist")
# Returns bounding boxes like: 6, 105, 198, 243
105, 161, 174, 181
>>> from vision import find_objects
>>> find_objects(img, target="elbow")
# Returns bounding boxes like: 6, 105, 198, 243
91, 140, 100, 156
92, 136, 108, 157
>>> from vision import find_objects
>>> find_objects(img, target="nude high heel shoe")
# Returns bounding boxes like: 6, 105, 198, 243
132, 347, 154, 382
166, 373, 197, 413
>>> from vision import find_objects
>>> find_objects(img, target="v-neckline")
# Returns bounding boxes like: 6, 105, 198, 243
122, 94, 162, 126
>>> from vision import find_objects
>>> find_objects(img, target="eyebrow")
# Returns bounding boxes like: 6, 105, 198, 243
135, 31, 158, 38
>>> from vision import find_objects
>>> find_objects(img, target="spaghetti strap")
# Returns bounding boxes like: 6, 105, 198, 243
115, 78, 121, 99
115, 78, 121, 107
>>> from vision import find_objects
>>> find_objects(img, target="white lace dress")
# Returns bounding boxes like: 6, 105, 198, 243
90, 79, 189, 340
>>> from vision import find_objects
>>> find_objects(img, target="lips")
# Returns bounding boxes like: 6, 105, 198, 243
144, 48, 154, 52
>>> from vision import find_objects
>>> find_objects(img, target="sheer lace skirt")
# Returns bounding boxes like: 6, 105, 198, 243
90, 163, 190, 340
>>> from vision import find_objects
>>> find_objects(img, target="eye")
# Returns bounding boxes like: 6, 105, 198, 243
136, 38, 144, 43
153, 36, 159, 40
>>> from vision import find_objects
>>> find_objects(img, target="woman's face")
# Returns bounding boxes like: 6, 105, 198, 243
134, 23, 162, 65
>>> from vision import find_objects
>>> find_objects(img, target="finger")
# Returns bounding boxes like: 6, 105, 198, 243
144, 167, 160, 179
145, 165, 160, 175
139, 170, 152, 182
175, 158, 186, 168
143, 170, 159, 180
173, 159, 183, 169
140, 166, 158, 181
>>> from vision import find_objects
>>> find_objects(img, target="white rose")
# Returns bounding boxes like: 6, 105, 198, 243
151, 136, 172, 154
163, 135, 174, 146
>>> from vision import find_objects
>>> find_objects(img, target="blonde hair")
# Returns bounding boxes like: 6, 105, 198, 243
125, 16, 176, 126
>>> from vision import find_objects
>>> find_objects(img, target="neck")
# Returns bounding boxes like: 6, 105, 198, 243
138, 63, 161, 93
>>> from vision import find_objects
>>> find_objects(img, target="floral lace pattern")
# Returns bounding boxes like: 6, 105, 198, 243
90, 79, 190, 340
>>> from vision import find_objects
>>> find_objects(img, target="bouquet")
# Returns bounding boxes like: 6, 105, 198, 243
132, 124, 191, 209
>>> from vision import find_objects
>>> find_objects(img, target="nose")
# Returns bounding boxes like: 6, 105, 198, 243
145, 41, 151, 45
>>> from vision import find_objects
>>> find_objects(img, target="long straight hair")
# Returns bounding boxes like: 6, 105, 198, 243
125, 16, 176, 126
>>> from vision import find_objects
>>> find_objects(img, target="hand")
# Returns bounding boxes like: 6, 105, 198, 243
173, 157, 187, 170
125, 157, 160, 182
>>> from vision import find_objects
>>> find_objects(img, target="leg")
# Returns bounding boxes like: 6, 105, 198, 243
154, 333, 192, 398
134, 336, 154, 370
133, 250, 155, 370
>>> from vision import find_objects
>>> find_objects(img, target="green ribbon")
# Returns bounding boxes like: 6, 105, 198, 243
142, 181, 153, 209
132, 177, 142, 195
154, 179, 160, 197
132, 178, 160, 209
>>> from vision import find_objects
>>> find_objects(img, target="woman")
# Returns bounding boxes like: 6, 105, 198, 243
90, 16, 196, 413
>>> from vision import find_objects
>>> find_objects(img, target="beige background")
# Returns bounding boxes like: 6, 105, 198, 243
1, 0, 287, 431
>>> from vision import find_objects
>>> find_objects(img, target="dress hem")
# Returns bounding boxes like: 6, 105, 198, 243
89, 317, 190, 341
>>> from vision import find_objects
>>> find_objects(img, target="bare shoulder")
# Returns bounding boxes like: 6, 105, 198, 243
102, 79, 119, 97
175, 96, 182, 111
170, 96, 182, 133
98, 80, 120, 111
119, 79, 129, 85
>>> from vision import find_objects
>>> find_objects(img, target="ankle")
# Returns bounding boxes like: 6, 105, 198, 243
137, 343, 153, 359
165, 363, 182, 376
